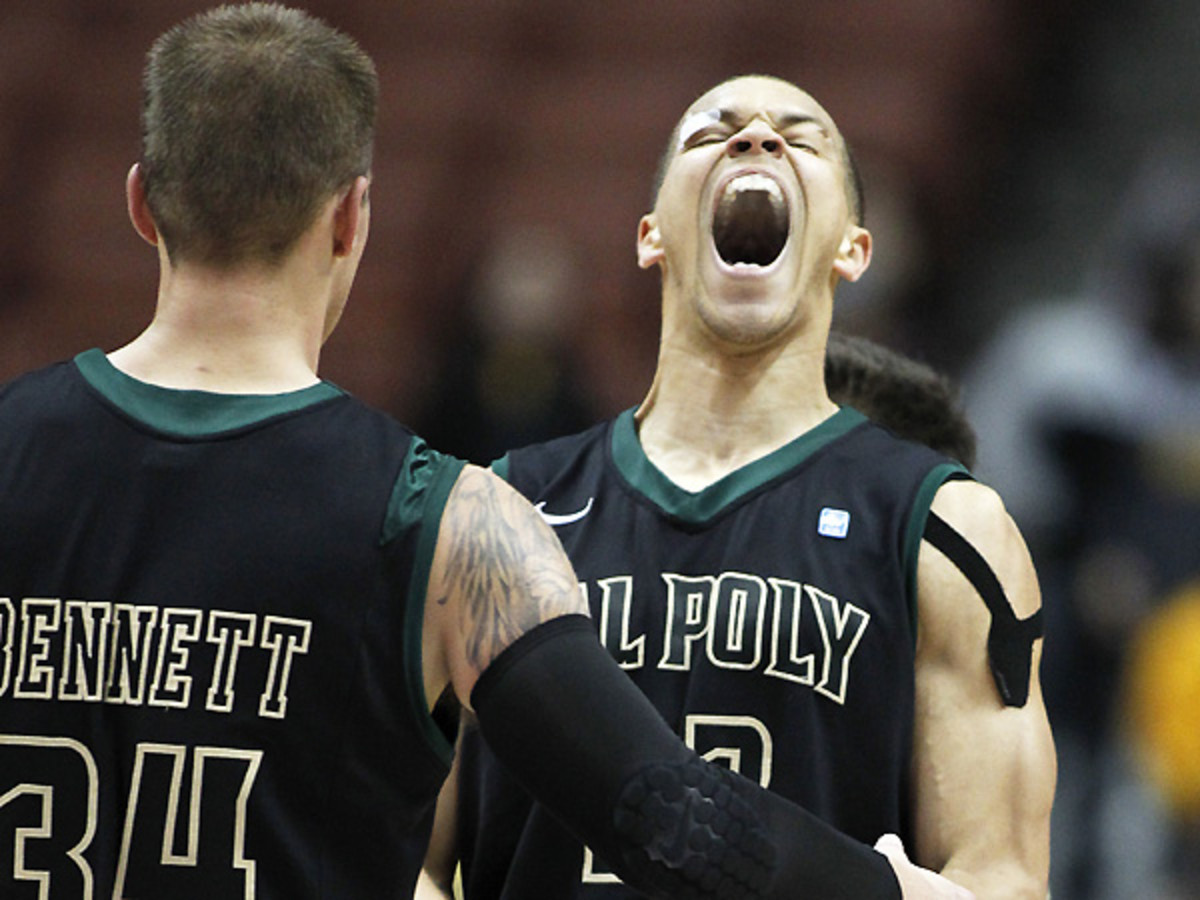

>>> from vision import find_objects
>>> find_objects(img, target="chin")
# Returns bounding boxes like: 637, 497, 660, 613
697, 299, 798, 351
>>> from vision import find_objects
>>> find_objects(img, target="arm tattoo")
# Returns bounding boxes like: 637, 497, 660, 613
440, 467, 582, 674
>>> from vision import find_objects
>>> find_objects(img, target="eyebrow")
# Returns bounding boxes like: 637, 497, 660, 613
711, 108, 831, 135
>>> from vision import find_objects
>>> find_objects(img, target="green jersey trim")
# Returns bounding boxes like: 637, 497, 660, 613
491, 454, 510, 481
386, 439, 466, 765
902, 461, 972, 640
73, 348, 343, 436
610, 406, 869, 524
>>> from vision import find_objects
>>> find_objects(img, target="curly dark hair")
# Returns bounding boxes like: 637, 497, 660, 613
825, 331, 976, 468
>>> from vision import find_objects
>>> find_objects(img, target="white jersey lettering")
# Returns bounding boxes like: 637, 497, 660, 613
0, 598, 311, 719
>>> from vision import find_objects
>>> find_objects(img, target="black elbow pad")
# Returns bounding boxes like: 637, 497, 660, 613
471, 615, 900, 900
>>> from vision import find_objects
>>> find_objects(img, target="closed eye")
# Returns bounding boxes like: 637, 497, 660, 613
786, 138, 819, 154
684, 128, 730, 149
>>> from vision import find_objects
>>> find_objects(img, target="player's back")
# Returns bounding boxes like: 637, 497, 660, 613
0, 352, 458, 898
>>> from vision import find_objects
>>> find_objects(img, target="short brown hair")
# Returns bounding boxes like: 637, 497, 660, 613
140, 3, 377, 267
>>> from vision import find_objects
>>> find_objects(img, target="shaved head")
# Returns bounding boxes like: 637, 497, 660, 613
651, 76, 864, 226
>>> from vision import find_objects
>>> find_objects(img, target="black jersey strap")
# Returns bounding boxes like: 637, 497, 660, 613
923, 512, 1043, 707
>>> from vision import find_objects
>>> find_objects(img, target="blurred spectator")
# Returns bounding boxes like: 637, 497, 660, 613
964, 137, 1200, 900
965, 137, 1200, 544
833, 156, 938, 362
1123, 578, 1200, 899
414, 225, 594, 464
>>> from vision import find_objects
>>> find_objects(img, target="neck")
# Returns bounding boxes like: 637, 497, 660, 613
109, 255, 331, 394
635, 325, 837, 492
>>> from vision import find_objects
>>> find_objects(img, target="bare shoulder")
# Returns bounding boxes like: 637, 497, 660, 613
922, 478, 1041, 624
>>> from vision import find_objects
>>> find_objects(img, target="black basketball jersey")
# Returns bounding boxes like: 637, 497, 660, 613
458, 406, 968, 899
0, 350, 464, 899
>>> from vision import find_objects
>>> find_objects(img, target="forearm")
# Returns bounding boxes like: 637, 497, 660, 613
472, 615, 901, 900
420, 727, 462, 899
915, 692, 1054, 898
940, 862, 1048, 900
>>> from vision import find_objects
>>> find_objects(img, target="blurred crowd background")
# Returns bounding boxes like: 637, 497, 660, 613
1, 1, 1197, 897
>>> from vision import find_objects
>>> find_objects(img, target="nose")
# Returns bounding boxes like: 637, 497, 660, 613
726, 119, 784, 158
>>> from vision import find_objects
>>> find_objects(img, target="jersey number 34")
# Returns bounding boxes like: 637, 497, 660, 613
0, 734, 261, 899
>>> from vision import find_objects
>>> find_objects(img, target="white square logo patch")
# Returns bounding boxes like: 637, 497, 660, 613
818, 507, 851, 539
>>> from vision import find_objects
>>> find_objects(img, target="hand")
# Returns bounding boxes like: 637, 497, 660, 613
413, 868, 454, 900
874, 834, 976, 900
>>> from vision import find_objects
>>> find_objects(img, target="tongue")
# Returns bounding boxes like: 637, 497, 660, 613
713, 190, 788, 266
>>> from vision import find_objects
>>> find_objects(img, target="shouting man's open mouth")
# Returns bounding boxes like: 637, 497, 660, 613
712, 173, 789, 269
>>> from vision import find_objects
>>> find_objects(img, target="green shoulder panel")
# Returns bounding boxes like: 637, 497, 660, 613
383, 437, 466, 765
902, 462, 972, 639
490, 453, 511, 481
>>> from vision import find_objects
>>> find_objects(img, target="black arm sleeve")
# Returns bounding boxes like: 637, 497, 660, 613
470, 615, 901, 900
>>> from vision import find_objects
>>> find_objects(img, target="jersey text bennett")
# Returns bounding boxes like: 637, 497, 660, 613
0, 597, 311, 718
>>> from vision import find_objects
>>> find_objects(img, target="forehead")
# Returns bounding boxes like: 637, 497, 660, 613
681, 77, 838, 137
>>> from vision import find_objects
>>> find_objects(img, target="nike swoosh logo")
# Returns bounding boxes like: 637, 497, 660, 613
534, 497, 594, 526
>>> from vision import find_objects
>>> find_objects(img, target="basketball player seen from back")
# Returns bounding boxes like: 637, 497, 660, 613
425, 75, 1055, 900
0, 10, 975, 900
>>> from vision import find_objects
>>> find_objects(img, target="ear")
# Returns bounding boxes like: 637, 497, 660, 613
125, 163, 160, 247
832, 225, 872, 283
333, 175, 371, 258
636, 214, 664, 270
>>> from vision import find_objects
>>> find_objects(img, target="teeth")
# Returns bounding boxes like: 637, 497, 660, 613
724, 173, 783, 202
